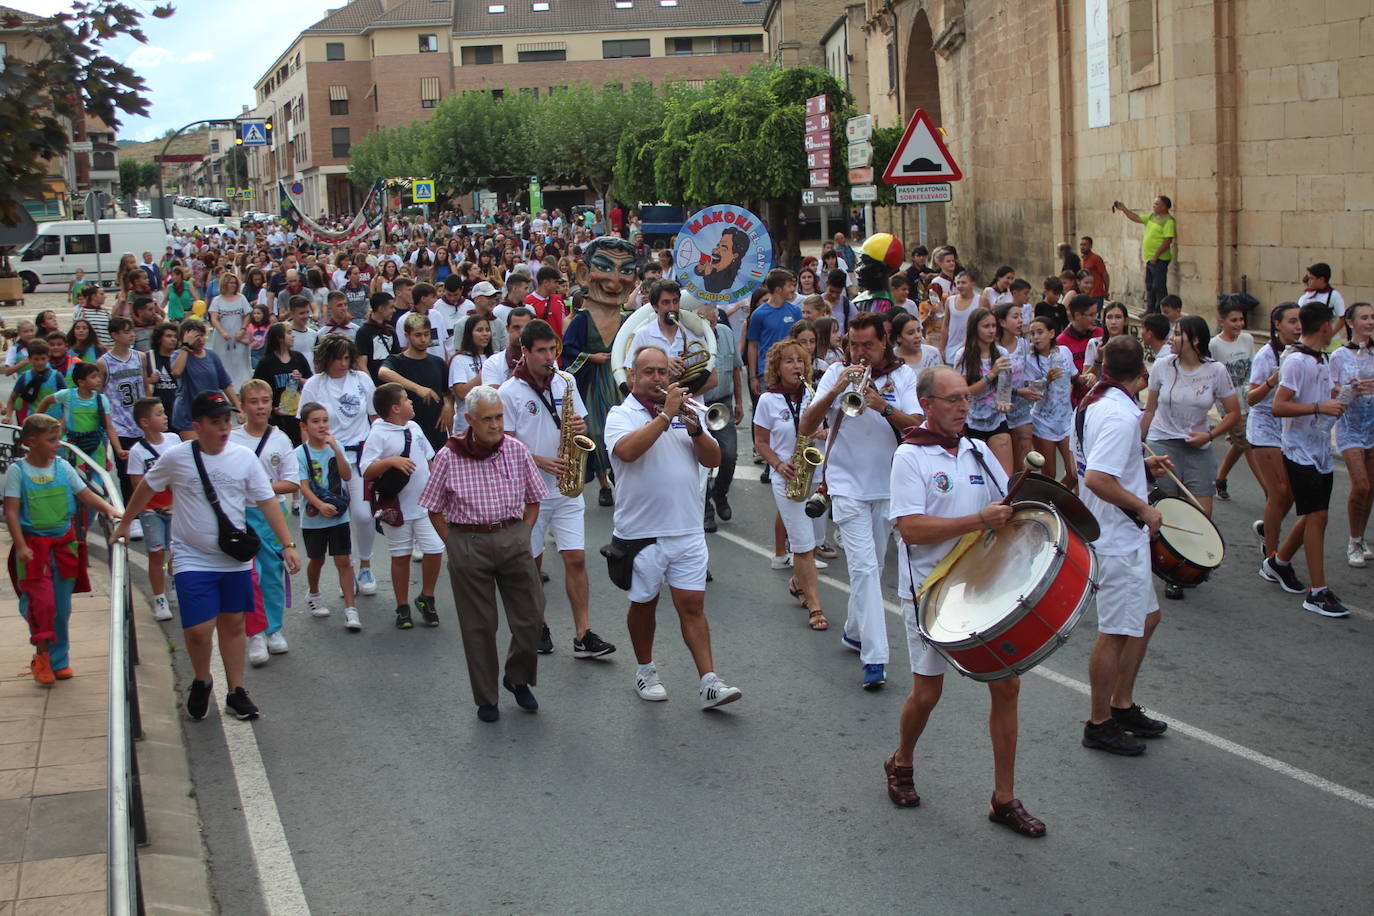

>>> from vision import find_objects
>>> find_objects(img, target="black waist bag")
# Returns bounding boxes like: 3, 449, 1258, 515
193, 442, 262, 562
599, 536, 657, 591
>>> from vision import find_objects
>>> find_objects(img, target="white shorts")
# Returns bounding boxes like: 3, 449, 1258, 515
901, 599, 947, 677
1095, 545, 1159, 637
771, 476, 819, 554
530, 493, 586, 558
382, 516, 443, 557
629, 533, 709, 602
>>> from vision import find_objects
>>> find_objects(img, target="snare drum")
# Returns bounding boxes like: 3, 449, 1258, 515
918, 501, 1098, 682
1149, 496, 1224, 587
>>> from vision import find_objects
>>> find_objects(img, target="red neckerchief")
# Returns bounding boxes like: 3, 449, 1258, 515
1293, 343, 1327, 363
1077, 371, 1135, 413
1345, 340, 1373, 352
766, 382, 803, 395
512, 359, 552, 393
49, 354, 71, 375
503, 343, 522, 372
1063, 323, 1102, 341
632, 393, 663, 418
902, 424, 962, 450
866, 356, 901, 380
447, 428, 503, 460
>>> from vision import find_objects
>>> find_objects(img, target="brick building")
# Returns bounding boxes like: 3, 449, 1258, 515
246, 0, 768, 218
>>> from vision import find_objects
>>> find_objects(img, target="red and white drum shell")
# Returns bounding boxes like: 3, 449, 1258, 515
917, 501, 1098, 682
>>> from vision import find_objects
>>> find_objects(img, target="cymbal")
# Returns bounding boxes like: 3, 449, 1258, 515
1012, 472, 1100, 543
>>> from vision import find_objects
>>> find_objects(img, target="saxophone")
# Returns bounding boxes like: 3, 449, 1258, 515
784, 379, 825, 502
556, 370, 597, 498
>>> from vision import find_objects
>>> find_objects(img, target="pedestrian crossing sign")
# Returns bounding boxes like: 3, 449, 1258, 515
242, 188, 254, 200
412, 180, 435, 203
226, 187, 238, 197
240, 122, 268, 147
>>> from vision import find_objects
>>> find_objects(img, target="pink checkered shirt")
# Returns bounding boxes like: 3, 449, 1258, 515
418, 436, 548, 525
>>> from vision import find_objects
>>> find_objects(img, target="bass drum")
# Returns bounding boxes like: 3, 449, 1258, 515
610, 297, 717, 392
1148, 495, 1224, 587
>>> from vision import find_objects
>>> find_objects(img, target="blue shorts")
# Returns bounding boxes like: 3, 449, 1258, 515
139, 510, 172, 553
173, 570, 254, 628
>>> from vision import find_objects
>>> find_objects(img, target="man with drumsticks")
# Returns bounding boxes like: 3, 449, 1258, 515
1073, 335, 1173, 756
885, 366, 1046, 837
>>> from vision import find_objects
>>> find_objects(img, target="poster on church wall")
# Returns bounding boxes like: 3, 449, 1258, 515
1085, 0, 1111, 128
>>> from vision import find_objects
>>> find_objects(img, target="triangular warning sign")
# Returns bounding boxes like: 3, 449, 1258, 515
882, 109, 961, 184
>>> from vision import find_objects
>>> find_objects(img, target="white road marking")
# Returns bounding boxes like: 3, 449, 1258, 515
126, 551, 312, 914
714, 529, 1374, 813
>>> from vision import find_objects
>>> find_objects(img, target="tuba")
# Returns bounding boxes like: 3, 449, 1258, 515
556, 370, 597, 498
784, 379, 825, 502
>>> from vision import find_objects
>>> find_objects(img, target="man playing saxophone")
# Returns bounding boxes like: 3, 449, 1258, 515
753, 339, 829, 630
499, 319, 618, 660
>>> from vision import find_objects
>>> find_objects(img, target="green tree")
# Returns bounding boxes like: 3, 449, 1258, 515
222, 146, 246, 190
118, 157, 141, 196
421, 91, 534, 195
348, 122, 431, 188
528, 81, 660, 205
138, 159, 160, 190
0, 2, 175, 224
870, 126, 902, 208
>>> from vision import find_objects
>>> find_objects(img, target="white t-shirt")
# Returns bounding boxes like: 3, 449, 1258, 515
1297, 288, 1346, 319
360, 419, 435, 521
1278, 349, 1335, 473
1072, 387, 1148, 556
630, 321, 707, 363
448, 352, 488, 434
140, 440, 274, 574
394, 308, 451, 361
318, 320, 361, 342
1245, 344, 1285, 448
297, 370, 376, 446
605, 395, 708, 539
481, 352, 513, 387
1209, 333, 1255, 417
752, 388, 814, 460
288, 324, 319, 363
229, 426, 299, 486
889, 435, 1009, 599
498, 372, 587, 493
813, 362, 920, 501
1146, 356, 1234, 440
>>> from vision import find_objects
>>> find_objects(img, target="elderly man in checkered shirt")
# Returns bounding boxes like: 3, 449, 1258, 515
420, 385, 547, 723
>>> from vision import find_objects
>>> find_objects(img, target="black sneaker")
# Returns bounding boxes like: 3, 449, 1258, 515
1164, 582, 1184, 600
415, 595, 440, 628
394, 604, 414, 629
573, 630, 617, 659
1214, 478, 1229, 500
714, 494, 732, 521
704, 510, 718, 533
760, 467, 771, 484
598, 486, 614, 507
225, 687, 259, 721
1259, 555, 1306, 594
186, 678, 213, 721
1082, 719, 1146, 756
1111, 703, 1168, 737
537, 624, 554, 655
502, 677, 538, 712
1302, 588, 1350, 618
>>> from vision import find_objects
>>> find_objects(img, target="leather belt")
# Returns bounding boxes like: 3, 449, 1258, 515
452, 518, 521, 533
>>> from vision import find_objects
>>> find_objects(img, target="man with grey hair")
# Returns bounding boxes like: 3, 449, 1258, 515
419, 385, 547, 723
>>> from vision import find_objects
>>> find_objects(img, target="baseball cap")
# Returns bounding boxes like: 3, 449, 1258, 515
470, 281, 498, 298
191, 390, 234, 420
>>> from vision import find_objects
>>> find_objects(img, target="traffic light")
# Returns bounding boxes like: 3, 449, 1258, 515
264, 120, 273, 146
235, 135, 243, 146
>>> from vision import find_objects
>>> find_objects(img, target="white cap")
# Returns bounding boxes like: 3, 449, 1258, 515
470, 281, 498, 298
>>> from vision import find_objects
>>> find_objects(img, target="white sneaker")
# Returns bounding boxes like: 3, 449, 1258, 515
343, 607, 362, 631
634, 666, 668, 702
412, 546, 423, 562
307, 593, 331, 618
151, 595, 173, 622
1348, 539, 1368, 568
357, 567, 378, 596
265, 631, 289, 654
247, 633, 269, 667
814, 557, 828, 569
770, 555, 792, 570
1363, 539, 1374, 560
129, 518, 144, 541
699, 673, 742, 709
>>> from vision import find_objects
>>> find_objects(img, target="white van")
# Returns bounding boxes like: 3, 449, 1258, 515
15, 218, 168, 293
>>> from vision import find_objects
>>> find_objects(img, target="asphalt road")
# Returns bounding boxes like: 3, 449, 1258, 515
139, 438, 1374, 916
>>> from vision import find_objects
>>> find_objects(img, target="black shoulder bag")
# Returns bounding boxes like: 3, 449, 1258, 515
191, 442, 262, 562
367, 429, 411, 528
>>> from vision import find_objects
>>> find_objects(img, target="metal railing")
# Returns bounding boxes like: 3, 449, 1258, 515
0, 426, 147, 914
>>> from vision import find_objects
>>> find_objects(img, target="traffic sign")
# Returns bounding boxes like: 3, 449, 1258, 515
240, 121, 268, 147
226, 186, 238, 197
412, 180, 436, 203
807, 148, 832, 170
882, 108, 962, 183
242, 188, 254, 200
804, 113, 832, 134
809, 170, 831, 188
896, 183, 953, 204
847, 167, 873, 185
805, 95, 828, 116
804, 130, 830, 153
850, 185, 878, 202
848, 141, 873, 168
845, 114, 873, 143
69, 141, 93, 153
802, 188, 840, 207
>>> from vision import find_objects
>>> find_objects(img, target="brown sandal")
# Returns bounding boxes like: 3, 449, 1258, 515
787, 579, 804, 604
807, 607, 829, 630
988, 796, 1046, 837
884, 754, 920, 807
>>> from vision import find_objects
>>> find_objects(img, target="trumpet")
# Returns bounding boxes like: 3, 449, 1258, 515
655, 386, 731, 432
838, 362, 872, 417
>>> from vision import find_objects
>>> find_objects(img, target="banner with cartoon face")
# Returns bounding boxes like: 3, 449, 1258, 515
672, 205, 773, 304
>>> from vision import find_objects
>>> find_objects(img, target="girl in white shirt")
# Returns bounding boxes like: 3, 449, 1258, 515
1084, 301, 1129, 380
447, 315, 494, 435
1331, 301, 1374, 565
1024, 316, 1077, 487
208, 271, 253, 389
995, 303, 1035, 472
940, 269, 980, 364
982, 265, 1015, 311
953, 307, 1013, 473
893, 311, 943, 376
1248, 303, 1303, 557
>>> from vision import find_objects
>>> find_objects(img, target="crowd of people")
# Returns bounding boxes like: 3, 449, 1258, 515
3, 200, 1370, 834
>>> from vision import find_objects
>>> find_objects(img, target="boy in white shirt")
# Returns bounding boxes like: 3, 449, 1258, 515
361, 383, 443, 630
126, 398, 175, 621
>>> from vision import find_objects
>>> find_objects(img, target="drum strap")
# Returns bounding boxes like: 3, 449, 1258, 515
1073, 408, 1150, 529
907, 437, 1002, 604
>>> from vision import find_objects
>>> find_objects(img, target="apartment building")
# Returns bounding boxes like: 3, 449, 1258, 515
246, 0, 767, 217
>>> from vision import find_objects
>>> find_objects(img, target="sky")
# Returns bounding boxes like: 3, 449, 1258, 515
16, 1, 333, 141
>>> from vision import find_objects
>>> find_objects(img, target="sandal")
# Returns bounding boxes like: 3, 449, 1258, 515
988, 796, 1046, 838
807, 607, 829, 630
787, 579, 804, 604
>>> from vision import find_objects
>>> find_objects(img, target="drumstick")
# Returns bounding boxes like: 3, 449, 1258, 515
1002, 451, 1046, 505
1159, 521, 1206, 535
1141, 443, 1207, 512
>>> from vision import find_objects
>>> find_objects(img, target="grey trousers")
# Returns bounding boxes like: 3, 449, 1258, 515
443, 523, 546, 707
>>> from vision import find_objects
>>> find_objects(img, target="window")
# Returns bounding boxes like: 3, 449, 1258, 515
419, 34, 438, 52
732, 36, 753, 53
603, 38, 650, 59
887, 41, 897, 91
660, 0, 677, 6
26, 233, 60, 257
210, 139, 220, 154
521, 87, 539, 99
532, 1, 549, 9
548, 85, 566, 95
491, 88, 505, 100
370, 84, 378, 111
0, 42, 7, 65
463, 45, 502, 65
1128, 0, 1158, 78
326, 42, 344, 61
488, 3, 505, 11
331, 127, 351, 158
518, 48, 566, 62
421, 77, 440, 108
330, 99, 349, 115
64, 234, 112, 256
614, 0, 633, 7
672, 38, 693, 56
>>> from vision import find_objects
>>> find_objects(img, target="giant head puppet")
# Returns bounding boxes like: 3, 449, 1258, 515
575, 236, 639, 312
